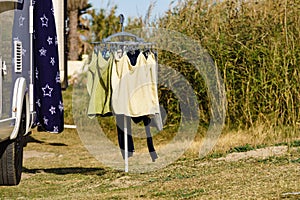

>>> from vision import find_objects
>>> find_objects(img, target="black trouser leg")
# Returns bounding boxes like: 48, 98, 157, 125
143, 117, 158, 162
116, 115, 134, 159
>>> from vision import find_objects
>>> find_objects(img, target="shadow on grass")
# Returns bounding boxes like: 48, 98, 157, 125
25, 136, 68, 147
47, 142, 68, 147
25, 136, 45, 144
23, 167, 106, 176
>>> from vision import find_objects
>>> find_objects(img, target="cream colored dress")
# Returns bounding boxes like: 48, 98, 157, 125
111, 51, 160, 118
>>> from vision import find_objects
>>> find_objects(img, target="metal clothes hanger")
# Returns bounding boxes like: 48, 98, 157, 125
92, 14, 158, 173
102, 14, 145, 43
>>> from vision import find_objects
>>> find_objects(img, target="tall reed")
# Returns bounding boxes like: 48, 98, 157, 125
158, 0, 300, 132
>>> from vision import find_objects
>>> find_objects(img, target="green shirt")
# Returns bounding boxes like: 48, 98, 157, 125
87, 51, 113, 117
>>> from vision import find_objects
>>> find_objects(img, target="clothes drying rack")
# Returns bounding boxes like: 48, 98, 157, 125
93, 14, 156, 172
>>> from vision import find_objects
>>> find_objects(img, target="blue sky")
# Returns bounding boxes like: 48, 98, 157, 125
88, 0, 178, 20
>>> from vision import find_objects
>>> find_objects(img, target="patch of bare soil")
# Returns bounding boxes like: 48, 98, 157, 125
22, 145, 293, 165
109, 175, 145, 189
215, 146, 290, 162
23, 150, 56, 159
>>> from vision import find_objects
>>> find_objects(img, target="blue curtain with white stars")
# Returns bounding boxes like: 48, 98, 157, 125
33, 0, 64, 133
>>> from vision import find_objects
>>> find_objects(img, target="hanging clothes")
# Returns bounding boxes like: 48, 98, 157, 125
116, 114, 135, 159
111, 51, 160, 117
131, 116, 158, 161
87, 45, 162, 162
126, 50, 163, 131
33, 0, 64, 133
86, 51, 113, 117
113, 50, 160, 162
115, 115, 158, 162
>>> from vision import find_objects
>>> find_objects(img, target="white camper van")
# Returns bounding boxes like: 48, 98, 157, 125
0, 0, 67, 185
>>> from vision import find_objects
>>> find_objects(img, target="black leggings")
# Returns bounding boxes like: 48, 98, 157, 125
116, 115, 158, 162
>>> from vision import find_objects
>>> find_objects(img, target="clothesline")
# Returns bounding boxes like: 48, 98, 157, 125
87, 19, 162, 172
88, 13, 163, 172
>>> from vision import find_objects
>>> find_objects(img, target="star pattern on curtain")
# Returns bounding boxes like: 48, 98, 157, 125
33, 0, 64, 133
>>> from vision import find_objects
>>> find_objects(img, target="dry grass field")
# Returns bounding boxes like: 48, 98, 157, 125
0, 127, 299, 199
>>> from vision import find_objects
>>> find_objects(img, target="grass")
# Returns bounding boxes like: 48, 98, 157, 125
0, 84, 299, 199
0, 127, 298, 199
3, 85, 299, 199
